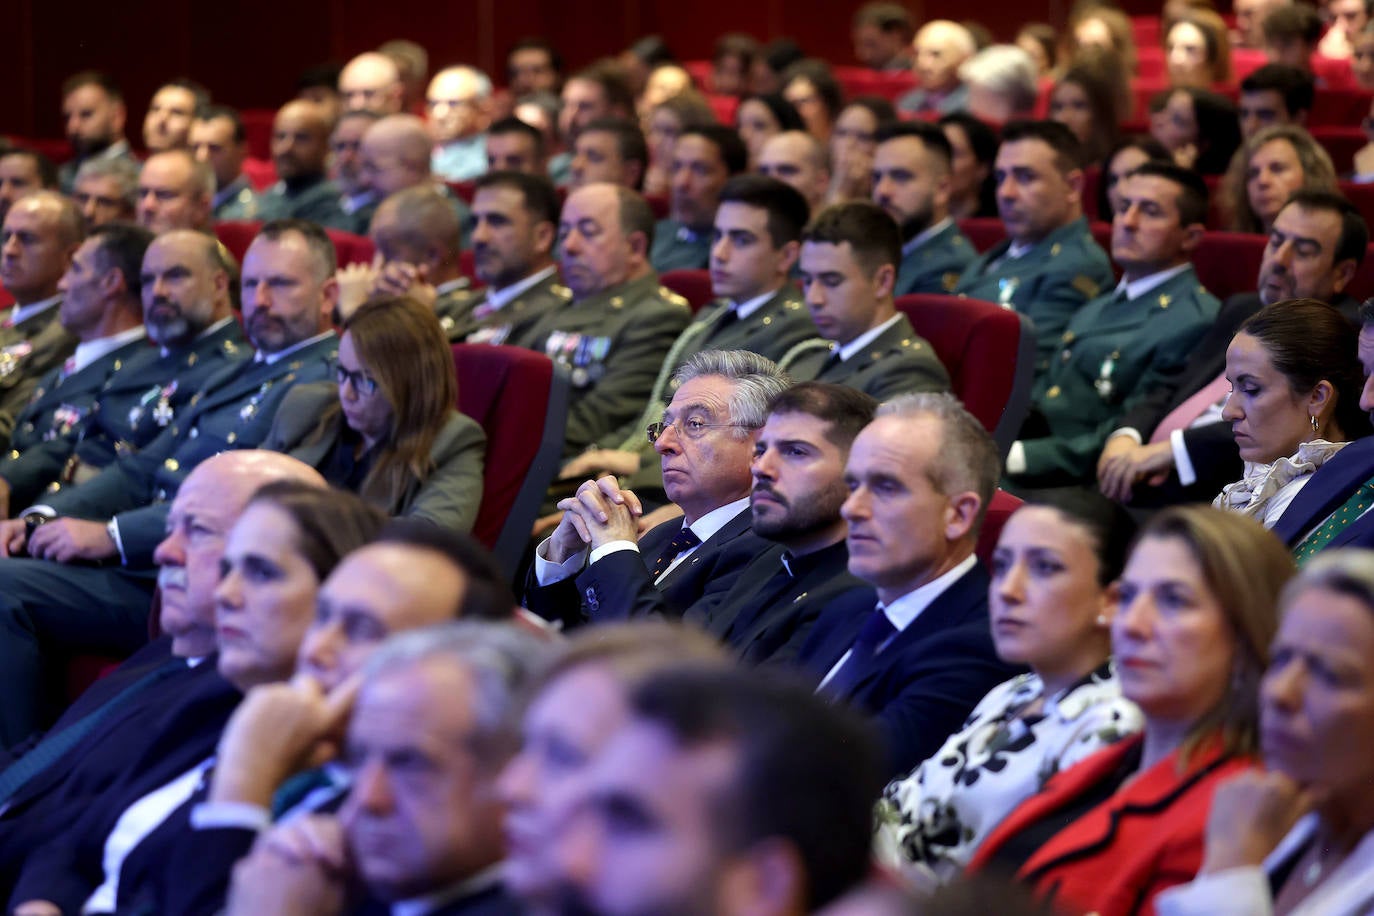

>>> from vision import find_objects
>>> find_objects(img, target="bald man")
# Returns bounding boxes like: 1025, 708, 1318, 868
758, 131, 830, 216
352, 114, 471, 237
428, 65, 494, 182
339, 51, 405, 115
255, 101, 352, 230
0, 452, 326, 901
136, 150, 214, 234
897, 20, 976, 115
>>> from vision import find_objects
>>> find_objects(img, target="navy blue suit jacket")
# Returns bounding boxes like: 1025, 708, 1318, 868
798, 561, 1021, 778
1272, 436, 1374, 550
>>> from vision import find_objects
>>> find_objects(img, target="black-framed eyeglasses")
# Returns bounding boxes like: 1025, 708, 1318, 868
646, 418, 750, 443
335, 364, 379, 397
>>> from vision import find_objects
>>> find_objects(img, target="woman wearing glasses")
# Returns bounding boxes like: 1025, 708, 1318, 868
265, 295, 485, 532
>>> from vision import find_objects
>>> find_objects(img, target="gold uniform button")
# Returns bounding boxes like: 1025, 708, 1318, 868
164, 458, 180, 471
1047, 385, 1062, 398
1062, 331, 1075, 343
226, 432, 237, 444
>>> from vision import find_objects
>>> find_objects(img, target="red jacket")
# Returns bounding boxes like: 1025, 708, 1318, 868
966, 733, 1255, 916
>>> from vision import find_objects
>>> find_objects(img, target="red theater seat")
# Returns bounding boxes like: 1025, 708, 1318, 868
659, 269, 715, 314
241, 158, 277, 191
976, 489, 1023, 569
645, 193, 671, 220
452, 344, 570, 578
1192, 232, 1267, 301
213, 221, 259, 265
1310, 87, 1371, 126
957, 217, 1006, 252
895, 293, 1036, 457
1340, 181, 1374, 230
459, 250, 486, 290
215, 222, 375, 267
323, 229, 375, 267
239, 109, 276, 161
446, 180, 477, 205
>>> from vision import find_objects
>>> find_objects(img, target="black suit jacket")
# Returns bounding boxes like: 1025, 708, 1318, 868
352, 880, 523, 915
702, 540, 874, 668
2, 662, 241, 911
524, 506, 769, 627
1272, 435, 1374, 550
797, 562, 1021, 778
1119, 293, 1361, 505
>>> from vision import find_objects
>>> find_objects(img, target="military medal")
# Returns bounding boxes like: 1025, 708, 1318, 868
47, 403, 86, 440
152, 381, 178, 426
0, 342, 33, 379
239, 380, 273, 421
997, 278, 1019, 307
1094, 351, 1118, 400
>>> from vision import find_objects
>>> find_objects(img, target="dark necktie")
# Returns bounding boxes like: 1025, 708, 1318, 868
820, 605, 897, 700
817, 349, 843, 377
650, 526, 700, 579
0, 657, 186, 804
1293, 475, 1374, 563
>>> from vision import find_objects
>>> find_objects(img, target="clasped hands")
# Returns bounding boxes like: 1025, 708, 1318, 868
545, 475, 644, 564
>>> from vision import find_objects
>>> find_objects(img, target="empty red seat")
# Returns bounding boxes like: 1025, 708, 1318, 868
1310, 87, 1372, 126
241, 157, 277, 191
323, 228, 375, 267
895, 293, 1036, 457
239, 109, 276, 161
1313, 126, 1366, 174
659, 269, 714, 314
1340, 181, 1374, 231
1192, 231, 1266, 300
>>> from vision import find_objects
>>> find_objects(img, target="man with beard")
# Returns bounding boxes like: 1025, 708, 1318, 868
872, 122, 975, 296
56, 72, 135, 194
695, 382, 876, 666
256, 101, 351, 230
1098, 189, 1368, 505
649, 126, 747, 273
526, 350, 784, 627
0, 220, 337, 743
0, 228, 244, 517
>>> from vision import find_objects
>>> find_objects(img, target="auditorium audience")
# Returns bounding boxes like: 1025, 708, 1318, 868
141, 79, 205, 154
826, 96, 895, 206
1049, 48, 1131, 167
899, 20, 977, 116
1262, 4, 1325, 76
876, 502, 1143, 881
1221, 125, 1338, 234
1064, 5, 1139, 77
960, 45, 1040, 124
1097, 135, 1171, 219
56, 72, 132, 194
135, 150, 214, 234
69, 157, 138, 228
966, 506, 1295, 916
710, 33, 758, 97
1237, 65, 1315, 140
190, 106, 260, 221
780, 59, 845, 146
643, 92, 717, 198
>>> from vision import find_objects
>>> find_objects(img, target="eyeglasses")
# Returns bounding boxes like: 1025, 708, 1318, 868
335, 364, 379, 397
646, 417, 750, 443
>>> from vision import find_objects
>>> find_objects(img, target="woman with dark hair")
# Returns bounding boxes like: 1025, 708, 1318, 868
1157, 549, 1374, 915
967, 506, 1294, 916
1050, 48, 1131, 167
1221, 126, 1338, 234
1215, 299, 1370, 527
265, 296, 485, 532
781, 58, 845, 144
1165, 9, 1233, 87
876, 502, 1143, 882
939, 112, 1000, 219
735, 93, 805, 167
826, 96, 897, 206
1152, 87, 1241, 174
1097, 135, 1171, 221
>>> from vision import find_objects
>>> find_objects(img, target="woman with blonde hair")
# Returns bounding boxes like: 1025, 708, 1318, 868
1222, 125, 1338, 234
967, 506, 1294, 916
266, 295, 485, 532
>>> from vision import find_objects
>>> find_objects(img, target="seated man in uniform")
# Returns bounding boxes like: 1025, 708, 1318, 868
782, 200, 950, 401
1007, 162, 1220, 492
256, 101, 351, 231
872, 121, 976, 296
190, 105, 260, 221
649, 125, 748, 272
486, 116, 549, 176
954, 119, 1114, 374
70, 158, 138, 230
568, 117, 648, 191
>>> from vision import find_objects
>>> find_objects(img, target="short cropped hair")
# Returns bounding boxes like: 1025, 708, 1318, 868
582, 116, 649, 186
377, 519, 517, 620
569, 60, 635, 117
678, 125, 749, 175
488, 116, 546, 159
62, 70, 122, 101
767, 382, 879, 452
1240, 63, 1315, 116
473, 169, 561, 226
803, 201, 902, 277
1263, 3, 1324, 44
1128, 161, 1210, 227
876, 120, 954, 170
718, 174, 810, 247
256, 218, 337, 281
87, 222, 156, 299
0, 149, 57, 190
195, 104, 246, 143
1000, 118, 1086, 172
1281, 188, 1369, 268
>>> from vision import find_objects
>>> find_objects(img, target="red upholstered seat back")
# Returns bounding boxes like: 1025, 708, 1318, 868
976, 489, 1023, 569
659, 269, 715, 314
1192, 231, 1267, 302
214, 222, 375, 268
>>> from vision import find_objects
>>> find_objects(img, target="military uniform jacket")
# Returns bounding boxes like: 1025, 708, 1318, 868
212, 175, 260, 222
895, 220, 977, 297
649, 219, 712, 273
1016, 267, 1220, 484
255, 175, 352, 232
0, 321, 246, 514
0, 303, 79, 453
41, 334, 337, 566
461, 271, 572, 348
520, 273, 691, 455
779, 313, 951, 401
953, 216, 1114, 374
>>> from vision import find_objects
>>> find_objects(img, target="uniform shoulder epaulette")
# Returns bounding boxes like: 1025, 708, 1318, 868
1071, 275, 1100, 299
659, 287, 690, 308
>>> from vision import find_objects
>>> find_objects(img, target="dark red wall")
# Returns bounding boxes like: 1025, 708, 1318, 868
3, 0, 1167, 140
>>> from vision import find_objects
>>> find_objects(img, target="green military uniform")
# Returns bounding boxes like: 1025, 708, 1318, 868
41, 333, 337, 565
779, 313, 951, 401
463, 270, 572, 347
0, 301, 78, 452
520, 273, 691, 455
432, 279, 478, 341
1013, 265, 1220, 485
895, 220, 977, 297
606, 285, 816, 496
256, 175, 353, 232
953, 216, 1114, 375
649, 219, 712, 273
212, 176, 261, 222
0, 319, 246, 513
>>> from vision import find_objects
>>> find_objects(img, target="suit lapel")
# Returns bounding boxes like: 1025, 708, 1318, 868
655, 507, 751, 588
1272, 438, 1374, 545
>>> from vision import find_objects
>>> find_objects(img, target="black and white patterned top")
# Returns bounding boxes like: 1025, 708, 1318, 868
874, 661, 1143, 881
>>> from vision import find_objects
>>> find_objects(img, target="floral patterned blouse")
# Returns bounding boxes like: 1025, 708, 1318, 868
873, 662, 1143, 882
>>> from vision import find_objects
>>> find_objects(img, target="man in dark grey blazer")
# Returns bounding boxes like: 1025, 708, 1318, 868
525, 349, 787, 628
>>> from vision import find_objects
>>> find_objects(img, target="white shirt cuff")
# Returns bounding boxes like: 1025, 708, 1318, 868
1170, 428, 1197, 486
20, 505, 56, 520
1005, 441, 1027, 475
532, 537, 588, 586
107, 519, 127, 565
589, 541, 638, 564
190, 801, 272, 833
1109, 427, 1143, 446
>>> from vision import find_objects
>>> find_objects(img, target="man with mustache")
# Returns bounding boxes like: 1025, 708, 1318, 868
0, 228, 244, 521
256, 101, 352, 231
0, 220, 337, 745
55, 72, 134, 195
